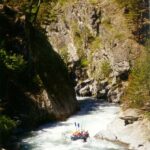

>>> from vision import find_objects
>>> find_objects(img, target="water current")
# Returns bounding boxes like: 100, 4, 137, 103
20, 97, 127, 150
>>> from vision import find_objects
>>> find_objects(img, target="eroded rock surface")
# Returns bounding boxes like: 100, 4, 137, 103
41, 0, 142, 102
96, 109, 150, 150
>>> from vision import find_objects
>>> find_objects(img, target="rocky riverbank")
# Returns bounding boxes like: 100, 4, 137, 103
96, 108, 150, 150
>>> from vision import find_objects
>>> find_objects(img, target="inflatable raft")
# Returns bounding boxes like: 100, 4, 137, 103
71, 130, 89, 142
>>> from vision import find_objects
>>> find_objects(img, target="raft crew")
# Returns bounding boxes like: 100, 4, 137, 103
71, 122, 89, 142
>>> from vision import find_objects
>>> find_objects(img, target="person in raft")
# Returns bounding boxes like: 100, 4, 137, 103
71, 122, 89, 142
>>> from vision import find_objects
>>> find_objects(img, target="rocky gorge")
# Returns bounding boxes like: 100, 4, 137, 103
0, 0, 150, 149
36, 0, 150, 148
41, 0, 148, 103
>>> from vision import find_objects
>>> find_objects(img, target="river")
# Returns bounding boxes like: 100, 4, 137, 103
20, 97, 127, 150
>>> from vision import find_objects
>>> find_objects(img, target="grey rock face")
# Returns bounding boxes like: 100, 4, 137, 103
41, 0, 141, 102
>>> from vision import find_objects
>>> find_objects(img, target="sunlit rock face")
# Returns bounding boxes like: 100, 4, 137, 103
41, 0, 142, 102
96, 108, 150, 150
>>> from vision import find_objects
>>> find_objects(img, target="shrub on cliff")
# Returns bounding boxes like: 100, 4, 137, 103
0, 49, 28, 98
0, 115, 16, 145
0, 49, 27, 72
114, 0, 144, 20
122, 50, 150, 108
101, 60, 112, 78
115, 0, 148, 43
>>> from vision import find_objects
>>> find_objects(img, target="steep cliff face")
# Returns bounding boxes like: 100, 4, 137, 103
40, 0, 145, 102
0, 5, 78, 128
29, 27, 78, 122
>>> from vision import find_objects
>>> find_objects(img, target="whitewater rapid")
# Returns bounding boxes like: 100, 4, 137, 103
20, 97, 127, 150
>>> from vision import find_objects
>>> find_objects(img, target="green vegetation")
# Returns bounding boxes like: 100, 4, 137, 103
114, 0, 144, 21
71, 22, 90, 64
58, 0, 71, 6
32, 74, 44, 89
0, 115, 16, 145
145, 112, 150, 120
38, 2, 58, 24
0, 49, 27, 72
59, 46, 69, 64
89, 36, 102, 51
114, 33, 125, 40
74, 32, 84, 55
0, 49, 44, 95
80, 58, 88, 68
91, 60, 111, 81
90, 61, 101, 81
114, 0, 148, 43
71, 22, 101, 69
89, 0, 98, 4
38, 0, 77, 24
122, 50, 150, 109
101, 60, 112, 78
101, 17, 113, 29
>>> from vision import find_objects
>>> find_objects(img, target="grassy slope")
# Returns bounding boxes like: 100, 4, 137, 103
115, 0, 150, 117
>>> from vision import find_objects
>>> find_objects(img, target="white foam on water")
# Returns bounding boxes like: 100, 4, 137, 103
21, 97, 126, 150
